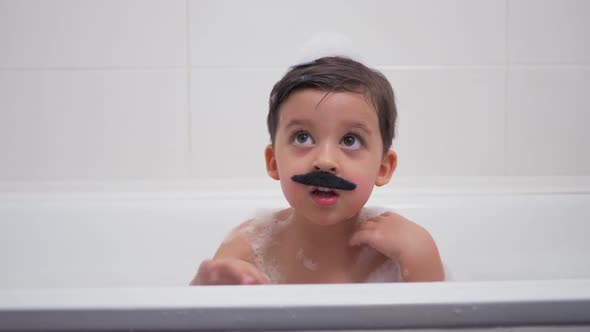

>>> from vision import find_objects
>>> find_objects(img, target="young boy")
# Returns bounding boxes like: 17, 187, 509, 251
190, 56, 444, 285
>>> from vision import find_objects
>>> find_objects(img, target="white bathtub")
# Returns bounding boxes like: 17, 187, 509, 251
1, 177, 589, 331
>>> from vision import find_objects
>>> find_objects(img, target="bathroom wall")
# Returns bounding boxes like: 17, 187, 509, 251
0, 0, 588, 188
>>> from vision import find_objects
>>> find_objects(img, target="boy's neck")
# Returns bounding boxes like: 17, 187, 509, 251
290, 208, 360, 248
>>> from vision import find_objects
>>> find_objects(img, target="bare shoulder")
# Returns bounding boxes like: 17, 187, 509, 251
213, 208, 293, 263
380, 211, 434, 239
387, 212, 445, 282
212, 219, 259, 262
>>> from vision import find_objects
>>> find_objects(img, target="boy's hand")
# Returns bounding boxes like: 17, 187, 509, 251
349, 211, 413, 260
190, 258, 270, 285
349, 211, 445, 281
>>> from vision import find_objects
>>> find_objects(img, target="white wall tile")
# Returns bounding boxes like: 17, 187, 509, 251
0, 0, 186, 68
191, 68, 506, 178
190, 68, 284, 179
0, 70, 189, 180
388, 68, 506, 175
0, 0, 587, 183
509, 0, 590, 64
506, 68, 590, 175
189, 0, 505, 67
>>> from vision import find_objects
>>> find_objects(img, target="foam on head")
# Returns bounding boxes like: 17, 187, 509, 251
296, 31, 362, 64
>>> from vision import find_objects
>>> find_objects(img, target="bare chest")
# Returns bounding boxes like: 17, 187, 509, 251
254, 242, 399, 284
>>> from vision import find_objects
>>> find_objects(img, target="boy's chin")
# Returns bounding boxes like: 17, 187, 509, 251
298, 207, 361, 226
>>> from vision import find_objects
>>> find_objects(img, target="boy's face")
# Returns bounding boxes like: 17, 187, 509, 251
265, 89, 396, 226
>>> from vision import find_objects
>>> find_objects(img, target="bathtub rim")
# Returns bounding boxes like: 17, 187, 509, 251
1, 279, 589, 330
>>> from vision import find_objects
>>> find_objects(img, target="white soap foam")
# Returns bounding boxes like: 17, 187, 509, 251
357, 206, 392, 224
296, 248, 319, 271
356, 245, 381, 267
225, 207, 404, 284
296, 31, 363, 64
443, 263, 452, 281
357, 207, 403, 283
221, 208, 282, 245
365, 259, 402, 283
246, 208, 294, 284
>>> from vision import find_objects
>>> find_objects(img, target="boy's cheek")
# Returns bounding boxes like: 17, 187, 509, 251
347, 172, 374, 191
345, 173, 375, 206
280, 179, 304, 207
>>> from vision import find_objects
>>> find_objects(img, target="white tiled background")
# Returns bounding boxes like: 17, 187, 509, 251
1, 0, 589, 185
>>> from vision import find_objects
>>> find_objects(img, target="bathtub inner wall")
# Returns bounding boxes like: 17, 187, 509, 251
0, 190, 589, 289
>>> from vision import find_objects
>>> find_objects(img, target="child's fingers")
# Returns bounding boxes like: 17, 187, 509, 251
365, 211, 394, 224
231, 260, 270, 285
190, 259, 215, 285
192, 260, 241, 285
349, 228, 381, 247
211, 261, 246, 284
350, 228, 394, 258
214, 259, 270, 285
240, 272, 268, 285
242, 266, 270, 285
363, 211, 393, 224
192, 258, 271, 285
358, 219, 378, 230
355, 220, 379, 239
379, 211, 394, 218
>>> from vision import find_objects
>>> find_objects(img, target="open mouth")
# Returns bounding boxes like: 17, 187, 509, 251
312, 187, 338, 196
310, 187, 339, 206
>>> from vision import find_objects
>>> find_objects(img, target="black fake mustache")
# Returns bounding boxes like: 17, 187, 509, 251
291, 171, 357, 191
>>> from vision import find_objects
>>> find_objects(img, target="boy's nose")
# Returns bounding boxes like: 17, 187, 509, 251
313, 163, 337, 173
313, 145, 338, 173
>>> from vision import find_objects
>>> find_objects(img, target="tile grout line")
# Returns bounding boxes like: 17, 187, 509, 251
503, 0, 511, 176
185, 0, 193, 177
1, 64, 588, 72
0, 66, 185, 71
187, 64, 590, 70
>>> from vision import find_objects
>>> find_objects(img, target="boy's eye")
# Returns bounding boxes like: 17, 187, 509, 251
293, 131, 314, 145
340, 134, 362, 149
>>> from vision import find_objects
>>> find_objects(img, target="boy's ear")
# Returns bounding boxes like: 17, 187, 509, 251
375, 150, 397, 186
264, 144, 280, 180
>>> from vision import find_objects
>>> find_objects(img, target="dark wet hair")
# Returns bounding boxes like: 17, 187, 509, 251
267, 56, 397, 154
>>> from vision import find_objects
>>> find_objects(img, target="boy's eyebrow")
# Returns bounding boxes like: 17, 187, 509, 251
284, 119, 311, 129
284, 119, 373, 135
349, 122, 372, 135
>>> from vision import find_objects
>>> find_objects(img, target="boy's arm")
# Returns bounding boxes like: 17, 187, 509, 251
190, 220, 270, 285
349, 212, 445, 282
397, 227, 445, 282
